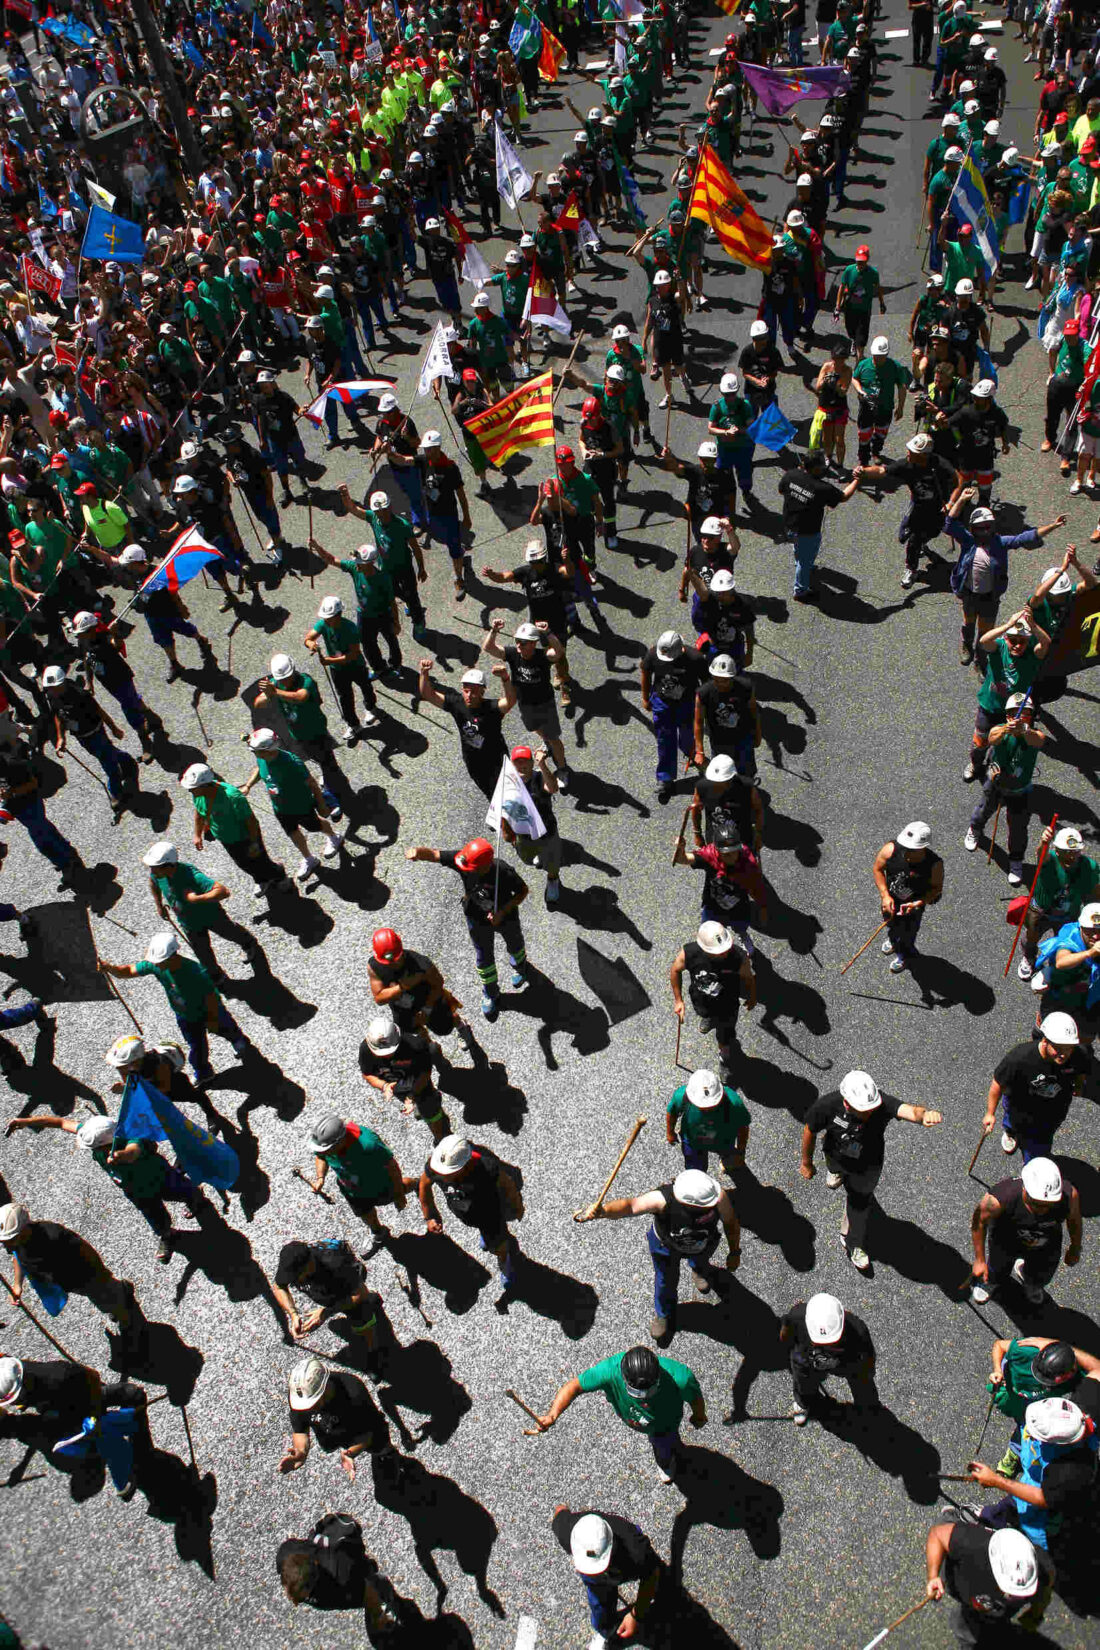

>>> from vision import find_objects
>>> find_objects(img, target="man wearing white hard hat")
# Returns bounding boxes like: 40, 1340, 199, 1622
1017, 822, 1100, 981
970, 1158, 1082, 1306
576, 1166, 741, 1343
943, 487, 1067, 664
97, 931, 255, 1087
779, 1292, 879, 1425
1032, 901, 1100, 1046
240, 727, 345, 882
551, 1504, 664, 1646
180, 762, 287, 901
639, 630, 707, 804
980, 1012, 1089, 1163
1027, 549, 1097, 693
666, 1065, 751, 1179
872, 822, 944, 973
801, 1069, 942, 1271
143, 840, 261, 987
852, 334, 907, 467
964, 690, 1047, 882
417, 1133, 525, 1302
303, 594, 380, 742
670, 919, 757, 1077
254, 653, 348, 818
965, 606, 1051, 783
0, 1200, 138, 1329
924, 1517, 1052, 1639
967, 1395, 1098, 1559
707, 370, 757, 509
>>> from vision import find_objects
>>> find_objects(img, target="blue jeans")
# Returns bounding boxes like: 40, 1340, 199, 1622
763, 295, 797, 349
930, 43, 946, 95
265, 435, 307, 488
647, 1223, 716, 1317
0, 998, 40, 1030
1001, 1101, 1054, 1164
106, 676, 147, 736
682, 1141, 740, 1175
76, 726, 137, 802
719, 444, 753, 496
394, 466, 426, 529
787, 23, 803, 63
652, 694, 694, 784
433, 275, 461, 315
428, 511, 463, 562
340, 331, 369, 380
245, 491, 281, 541
793, 531, 823, 593
928, 204, 943, 273
10, 796, 75, 873
178, 1002, 249, 1081
478, 1230, 517, 1284
832, 149, 849, 203
584, 1577, 623, 1633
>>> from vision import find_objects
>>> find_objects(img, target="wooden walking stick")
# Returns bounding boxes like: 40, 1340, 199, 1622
290, 1165, 334, 1204
86, 912, 144, 1037
972, 1390, 997, 1460
674, 1012, 683, 1068
180, 1404, 198, 1476
986, 800, 1002, 863
860, 1596, 932, 1650
672, 803, 690, 865
0, 1269, 81, 1363
839, 917, 890, 975
573, 1116, 647, 1221
967, 1123, 990, 1177
551, 329, 587, 404
193, 695, 211, 749
307, 495, 315, 590
506, 1387, 548, 1435
62, 745, 110, 794
1005, 811, 1058, 976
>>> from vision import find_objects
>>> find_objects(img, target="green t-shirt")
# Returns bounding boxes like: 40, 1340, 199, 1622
134, 955, 215, 1021
1034, 852, 1100, 918
320, 1121, 393, 1197
942, 239, 983, 293
487, 271, 526, 324
853, 356, 905, 414
468, 313, 512, 371
988, 732, 1040, 793
976, 637, 1042, 714
339, 556, 394, 617
840, 263, 877, 311
577, 1352, 702, 1435
1054, 337, 1086, 386
154, 862, 219, 932
364, 508, 416, 577
709, 392, 753, 450
563, 469, 599, 517
666, 1083, 750, 1150
24, 517, 73, 581
927, 167, 957, 209
194, 781, 253, 846
278, 673, 327, 743
93, 1138, 166, 1199
313, 615, 361, 673
255, 749, 316, 816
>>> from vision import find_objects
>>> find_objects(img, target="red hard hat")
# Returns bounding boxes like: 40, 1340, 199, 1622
456, 837, 494, 873
371, 926, 403, 965
581, 395, 601, 420
726, 31, 737, 43
461, 368, 479, 382
511, 745, 533, 762
855, 244, 870, 261
7, 530, 24, 548
556, 444, 575, 465
0, 808, 11, 824
48, 409, 68, 428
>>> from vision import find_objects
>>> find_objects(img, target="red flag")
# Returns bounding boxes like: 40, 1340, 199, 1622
538, 25, 565, 82
52, 341, 78, 369
553, 191, 582, 233
20, 255, 61, 303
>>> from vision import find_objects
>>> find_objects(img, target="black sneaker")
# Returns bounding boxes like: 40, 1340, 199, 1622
657, 783, 673, 804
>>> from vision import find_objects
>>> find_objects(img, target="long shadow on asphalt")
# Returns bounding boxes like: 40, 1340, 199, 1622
105, 1316, 204, 1407
373, 1454, 505, 1619
670, 1442, 784, 1561
866, 1208, 973, 1298
387, 1230, 493, 1316
728, 1165, 817, 1273
170, 1205, 287, 1338
436, 1048, 528, 1136
496, 1252, 599, 1341
372, 1333, 472, 1451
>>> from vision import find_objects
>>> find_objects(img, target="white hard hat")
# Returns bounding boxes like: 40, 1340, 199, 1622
40, 665, 65, 689
870, 335, 889, 357
786, 210, 805, 228
706, 755, 736, 784
249, 728, 278, 750
988, 1530, 1039, 1599
1080, 902, 1100, 929
673, 1169, 720, 1208
749, 320, 768, 338
378, 392, 399, 413
77, 1116, 116, 1152
1041, 566, 1073, 597
173, 475, 199, 495
525, 539, 548, 563
1040, 1011, 1079, 1047
71, 610, 99, 636
606, 364, 626, 383
897, 821, 931, 850
944, 145, 965, 162
656, 630, 683, 662
0, 1357, 23, 1407
969, 31, 984, 45
654, 270, 672, 287
352, 543, 379, 564
430, 1133, 472, 1176
105, 1034, 144, 1068
472, 292, 490, 309
796, 172, 812, 186
180, 440, 200, 463
942, 112, 960, 127
505, 250, 523, 266
955, 278, 975, 297
461, 669, 487, 687
840, 1070, 881, 1112
612, 323, 631, 341
970, 507, 995, 526
805, 1292, 845, 1344
963, 99, 979, 116
570, 1514, 613, 1576
686, 1069, 724, 1109
985, 46, 999, 61
710, 570, 736, 593
1020, 1157, 1063, 1203
146, 931, 179, 964
520, 234, 536, 249
906, 433, 932, 455
697, 921, 733, 955
424, 216, 441, 231
700, 515, 724, 537
972, 378, 995, 399
288, 1355, 329, 1411
118, 543, 148, 567
1024, 1395, 1085, 1444
1053, 826, 1084, 851
365, 1015, 400, 1055
709, 654, 736, 679
142, 841, 178, 868
315, 284, 335, 300
318, 595, 343, 620
419, 430, 442, 450
304, 316, 324, 331
181, 763, 214, 790
985, 119, 1000, 135
697, 439, 718, 460
516, 622, 540, 643
270, 653, 295, 682
720, 371, 740, 394
0, 1203, 29, 1242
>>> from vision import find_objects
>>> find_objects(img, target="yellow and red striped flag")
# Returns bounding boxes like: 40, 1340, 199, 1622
714, 0, 742, 14
687, 143, 772, 269
538, 24, 566, 81
465, 372, 555, 467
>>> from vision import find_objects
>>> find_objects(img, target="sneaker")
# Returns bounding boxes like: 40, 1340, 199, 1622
881, 937, 894, 954
295, 854, 319, 881
360, 708, 380, 729
321, 832, 344, 859
269, 544, 284, 566
657, 783, 673, 804
889, 954, 906, 974
658, 393, 671, 409
901, 568, 915, 588
1024, 273, 1037, 290
1070, 479, 1082, 495
848, 1245, 871, 1272
649, 1314, 669, 1341
970, 1280, 991, 1304
555, 766, 571, 793
339, 722, 355, 743
605, 531, 619, 549
510, 965, 528, 991
959, 638, 973, 665
155, 1235, 171, 1264
16, 913, 33, 942
696, 294, 710, 310
1001, 1131, 1017, 1154
996, 1446, 1022, 1479
588, 1635, 611, 1650
792, 1403, 809, 1426
962, 759, 977, 781
1011, 1257, 1045, 1305
481, 990, 499, 1021
826, 1171, 843, 1189
1017, 955, 1035, 982
656, 1462, 675, 1484
965, 827, 979, 851
545, 877, 560, 905
1007, 863, 1023, 886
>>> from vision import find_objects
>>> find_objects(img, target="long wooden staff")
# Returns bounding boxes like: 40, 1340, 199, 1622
573, 1116, 647, 1222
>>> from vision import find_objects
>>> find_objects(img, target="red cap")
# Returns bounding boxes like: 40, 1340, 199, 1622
461, 368, 478, 382
253, 212, 265, 223
48, 409, 67, 428
957, 223, 973, 238
511, 745, 533, 763
184, 280, 197, 292
371, 926, 403, 965
49, 454, 68, 469
555, 444, 575, 465
1082, 134, 1097, 153
581, 395, 601, 420
1063, 318, 1081, 335
456, 837, 494, 873
75, 482, 98, 497
7, 530, 24, 548
855, 244, 869, 261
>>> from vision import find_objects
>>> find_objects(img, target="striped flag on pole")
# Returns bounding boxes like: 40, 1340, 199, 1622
464, 372, 555, 467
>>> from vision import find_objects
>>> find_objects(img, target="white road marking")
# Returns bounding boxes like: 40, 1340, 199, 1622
514, 1615, 539, 1650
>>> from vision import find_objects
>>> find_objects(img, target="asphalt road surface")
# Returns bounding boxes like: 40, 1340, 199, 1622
1, 7, 1098, 1650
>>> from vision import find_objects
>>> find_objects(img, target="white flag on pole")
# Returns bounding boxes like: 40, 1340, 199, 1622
86, 180, 117, 212
417, 321, 455, 397
495, 120, 533, 212
486, 756, 547, 840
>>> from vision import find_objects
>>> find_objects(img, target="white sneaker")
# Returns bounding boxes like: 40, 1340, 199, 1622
697, 293, 710, 310
963, 759, 977, 781
1024, 273, 1037, 290
567, 279, 579, 294
339, 723, 355, 743
1001, 1131, 1017, 1154
901, 568, 915, 588
849, 1246, 870, 1272
658, 393, 671, 409
360, 708, 380, 728
321, 831, 344, 859
295, 855, 319, 881
791, 1403, 809, 1426
965, 827, 979, 851
1017, 955, 1034, 981
881, 937, 894, 954
826, 1171, 843, 1189
1007, 865, 1023, 886
656, 1464, 673, 1484
1070, 480, 1082, 495
970, 1281, 991, 1304
1012, 1257, 1045, 1305
588, 1635, 611, 1650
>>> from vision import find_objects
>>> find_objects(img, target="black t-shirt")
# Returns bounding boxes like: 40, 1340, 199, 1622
993, 1041, 1088, 1139
551, 1508, 659, 1588
423, 458, 463, 518
990, 1176, 1073, 1253
514, 561, 569, 627
681, 936, 746, 1016
1039, 1449, 1098, 1521
423, 237, 459, 282
426, 1144, 504, 1230
687, 538, 736, 590
274, 1534, 366, 1611
880, 456, 956, 515
653, 1180, 722, 1255
438, 848, 524, 920
439, 686, 506, 767
18, 1358, 99, 1422
51, 681, 102, 738
738, 340, 782, 393
685, 463, 735, 527
697, 677, 753, 749
777, 468, 845, 536
781, 1301, 874, 1373
504, 642, 553, 706
15, 1222, 99, 1292
695, 593, 755, 656
78, 634, 133, 691
275, 1240, 362, 1307
258, 387, 298, 444
948, 301, 986, 359
643, 644, 705, 705
225, 443, 270, 495
804, 1088, 903, 1170
947, 401, 1006, 469
944, 1523, 1053, 1620
694, 775, 755, 843
357, 1031, 433, 1094
368, 946, 437, 1017
287, 1370, 383, 1451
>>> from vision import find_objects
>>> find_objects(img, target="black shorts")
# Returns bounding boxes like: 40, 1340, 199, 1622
655, 332, 684, 368
274, 807, 322, 838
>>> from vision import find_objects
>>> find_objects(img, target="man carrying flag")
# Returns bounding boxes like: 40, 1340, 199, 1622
687, 144, 772, 271
112, 537, 220, 684
487, 746, 564, 906
465, 370, 556, 468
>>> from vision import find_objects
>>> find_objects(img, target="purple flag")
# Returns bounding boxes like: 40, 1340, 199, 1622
738, 62, 850, 116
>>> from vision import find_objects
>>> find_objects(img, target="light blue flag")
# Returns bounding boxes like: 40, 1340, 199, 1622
1007, 175, 1030, 226
975, 344, 999, 388
182, 39, 206, 72
118, 1073, 239, 1191
616, 155, 646, 230
37, 184, 58, 221
747, 402, 797, 452
81, 204, 145, 263
950, 156, 1000, 278
40, 16, 97, 47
